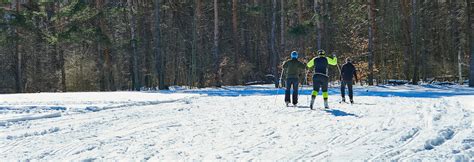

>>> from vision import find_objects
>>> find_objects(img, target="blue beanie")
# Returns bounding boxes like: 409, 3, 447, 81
291, 51, 298, 59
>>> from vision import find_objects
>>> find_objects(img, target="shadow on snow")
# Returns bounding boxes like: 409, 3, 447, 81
170, 85, 474, 98
325, 109, 359, 117
297, 106, 359, 117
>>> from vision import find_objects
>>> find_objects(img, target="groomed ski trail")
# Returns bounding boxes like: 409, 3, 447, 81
0, 85, 473, 160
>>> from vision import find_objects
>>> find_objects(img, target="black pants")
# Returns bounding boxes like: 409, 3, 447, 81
312, 74, 329, 99
341, 80, 353, 100
285, 78, 299, 104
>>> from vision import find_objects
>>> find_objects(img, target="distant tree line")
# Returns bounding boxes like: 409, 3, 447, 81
0, 0, 472, 93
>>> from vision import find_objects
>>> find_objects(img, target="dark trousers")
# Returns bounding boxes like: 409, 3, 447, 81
312, 74, 329, 99
285, 78, 299, 104
341, 80, 353, 100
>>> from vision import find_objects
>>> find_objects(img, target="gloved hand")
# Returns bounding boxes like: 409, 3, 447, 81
278, 79, 283, 88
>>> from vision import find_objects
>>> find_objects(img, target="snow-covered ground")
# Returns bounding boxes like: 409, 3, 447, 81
0, 85, 473, 161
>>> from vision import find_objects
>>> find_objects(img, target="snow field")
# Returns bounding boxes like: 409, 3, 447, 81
0, 85, 473, 160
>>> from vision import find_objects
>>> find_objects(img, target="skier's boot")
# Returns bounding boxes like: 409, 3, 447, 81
341, 98, 346, 103
350, 99, 354, 104
324, 99, 329, 109
310, 97, 315, 110
285, 101, 290, 107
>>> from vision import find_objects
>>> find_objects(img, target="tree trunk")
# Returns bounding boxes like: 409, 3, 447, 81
154, 0, 165, 90
296, 0, 304, 51
104, 48, 115, 91
271, 0, 278, 88
96, 0, 114, 91
380, 0, 388, 83
368, 0, 375, 85
231, 0, 240, 85
232, 0, 239, 65
127, 0, 140, 90
14, 0, 22, 93
411, 0, 418, 84
420, 0, 427, 81
458, 49, 463, 84
196, 0, 205, 88
449, 0, 462, 84
213, 0, 221, 87
190, 1, 198, 87
297, 0, 303, 23
400, 0, 412, 81
142, 2, 154, 88
468, 0, 474, 87
280, 0, 285, 57
323, 0, 330, 51
314, 0, 322, 50
421, 40, 427, 81
97, 42, 105, 91
14, 31, 22, 93
52, 2, 66, 91
59, 46, 66, 91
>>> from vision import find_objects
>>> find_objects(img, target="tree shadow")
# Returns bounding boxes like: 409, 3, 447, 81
153, 84, 474, 98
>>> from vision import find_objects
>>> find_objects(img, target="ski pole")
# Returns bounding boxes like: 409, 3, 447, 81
334, 54, 343, 102
297, 70, 307, 105
274, 68, 285, 105
334, 52, 342, 82
299, 71, 306, 92
303, 69, 310, 105
337, 63, 342, 86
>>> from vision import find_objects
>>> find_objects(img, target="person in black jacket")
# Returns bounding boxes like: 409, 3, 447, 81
340, 58, 358, 104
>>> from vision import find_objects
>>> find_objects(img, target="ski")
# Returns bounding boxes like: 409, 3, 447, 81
339, 100, 354, 105
309, 104, 329, 110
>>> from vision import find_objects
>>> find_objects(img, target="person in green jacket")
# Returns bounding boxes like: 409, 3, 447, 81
281, 51, 306, 107
307, 49, 337, 109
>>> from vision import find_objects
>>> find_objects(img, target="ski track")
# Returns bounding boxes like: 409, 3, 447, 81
0, 85, 473, 160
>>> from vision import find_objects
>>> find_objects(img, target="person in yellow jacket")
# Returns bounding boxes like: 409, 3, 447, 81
307, 49, 337, 109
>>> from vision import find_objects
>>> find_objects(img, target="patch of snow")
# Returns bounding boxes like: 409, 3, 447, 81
423, 128, 455, 150
0, 112, 61, 126
6, 127, 60, 140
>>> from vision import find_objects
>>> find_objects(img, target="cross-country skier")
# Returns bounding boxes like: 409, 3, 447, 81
281, 51, 306, 107
340, 57, 358, 104
307, 49, 337, 109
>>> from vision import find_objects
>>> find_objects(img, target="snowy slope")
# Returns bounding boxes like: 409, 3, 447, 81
0, 85, 473, 161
